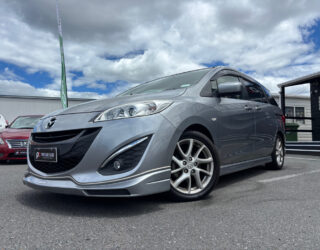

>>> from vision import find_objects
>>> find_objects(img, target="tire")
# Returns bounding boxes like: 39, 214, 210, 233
169, 130, 220, 201
266, 135, 285, 170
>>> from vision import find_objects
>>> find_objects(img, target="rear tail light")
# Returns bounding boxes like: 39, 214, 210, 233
281, 115, 286, 126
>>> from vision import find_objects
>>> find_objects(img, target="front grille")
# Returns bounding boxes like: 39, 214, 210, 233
32, 129, 83, 143
6, 139, 28, 149
8, 152, 27, 158
29, 127, 101, 174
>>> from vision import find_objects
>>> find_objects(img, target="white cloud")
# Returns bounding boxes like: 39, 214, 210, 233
0, 79, 108, 99
0, 0, 320, 97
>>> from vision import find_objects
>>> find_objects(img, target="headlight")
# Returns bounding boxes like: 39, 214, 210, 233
0, 138, 4, 145
94, 100, 173, 122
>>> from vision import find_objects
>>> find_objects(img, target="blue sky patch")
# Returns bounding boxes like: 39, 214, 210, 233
309, 19, 320, 51
0, 60, 53, 88
103, 49, 145, 61
69, 70, 84, 80
202, 61, 228, 68
301, 18, 320, 51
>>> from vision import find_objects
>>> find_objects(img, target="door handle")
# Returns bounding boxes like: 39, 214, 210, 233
255, 106, 262, 110
244, 105, 252, 111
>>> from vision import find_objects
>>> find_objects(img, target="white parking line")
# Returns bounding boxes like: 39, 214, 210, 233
286, 156, 320, 161
258, 169, 320, 183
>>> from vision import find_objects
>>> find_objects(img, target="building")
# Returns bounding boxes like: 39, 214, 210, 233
273, 94, 312, 141
0, 95, 95, 123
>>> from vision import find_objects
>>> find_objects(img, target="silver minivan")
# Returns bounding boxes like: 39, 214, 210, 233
24, 66, 285, 201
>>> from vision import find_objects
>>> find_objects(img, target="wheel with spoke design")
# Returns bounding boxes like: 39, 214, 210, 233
170, 131, 220, 201
266, 135, 285, 170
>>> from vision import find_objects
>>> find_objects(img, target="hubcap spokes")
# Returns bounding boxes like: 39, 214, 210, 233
170, 138, 214, 194
275, 139, 284, 166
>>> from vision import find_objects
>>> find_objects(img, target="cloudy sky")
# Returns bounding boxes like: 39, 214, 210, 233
0, 0, 319, 99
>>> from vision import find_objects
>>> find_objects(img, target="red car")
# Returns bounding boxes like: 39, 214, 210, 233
0, 115, 42, 162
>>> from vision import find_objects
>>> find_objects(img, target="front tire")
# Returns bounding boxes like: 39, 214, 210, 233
169, 131, 220, 201
266, 135, 285, 170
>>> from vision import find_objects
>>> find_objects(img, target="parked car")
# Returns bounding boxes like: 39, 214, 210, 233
0, 115, 43, 162
0, 114, 8, 132
23, 67, 285, 200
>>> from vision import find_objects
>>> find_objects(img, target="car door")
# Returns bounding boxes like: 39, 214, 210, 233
213, 74, 256, 165
240, 78, 276, 157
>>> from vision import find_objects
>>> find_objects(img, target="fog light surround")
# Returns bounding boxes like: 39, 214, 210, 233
99, 136, 151, 175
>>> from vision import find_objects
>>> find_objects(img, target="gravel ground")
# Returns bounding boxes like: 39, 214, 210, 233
0, 154, 319, 249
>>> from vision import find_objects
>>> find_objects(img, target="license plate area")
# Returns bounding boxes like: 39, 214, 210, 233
15, 151, 26, 156
34, 148, 57, 163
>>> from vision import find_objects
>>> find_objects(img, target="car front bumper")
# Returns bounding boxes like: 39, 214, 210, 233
24, 112, 179, 196
0, 145, 27, 161
23, 166, 170, 197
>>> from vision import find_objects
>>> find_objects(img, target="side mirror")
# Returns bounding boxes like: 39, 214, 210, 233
218, 82, 242, 96
5, 125, 9, 128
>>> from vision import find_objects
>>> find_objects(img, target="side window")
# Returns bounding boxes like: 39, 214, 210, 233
216, 76, 244, 100
285, 106, 294, 123
268, 96, 278, 106
211, 79, 218, 94
241, 79, 268, 103
261, 84, 278, 106
295, 107, 305, 124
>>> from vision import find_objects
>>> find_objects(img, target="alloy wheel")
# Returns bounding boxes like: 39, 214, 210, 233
275, 138, 284, 166
170, 138, 214, 194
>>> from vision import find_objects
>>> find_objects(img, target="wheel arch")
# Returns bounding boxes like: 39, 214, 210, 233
277, 130, 285, 144
183, 124, 214, 144
172, 115, 217, 144
165, 116, 218, 167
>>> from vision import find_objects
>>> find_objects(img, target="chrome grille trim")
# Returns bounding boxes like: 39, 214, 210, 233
6, 139, 28, 149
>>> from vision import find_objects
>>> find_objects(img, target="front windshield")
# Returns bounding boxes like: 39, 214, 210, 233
119, 68, 211, 96
10, 116, 41, 129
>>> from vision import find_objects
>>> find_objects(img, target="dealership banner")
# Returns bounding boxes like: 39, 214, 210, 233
56, 0, 68, 109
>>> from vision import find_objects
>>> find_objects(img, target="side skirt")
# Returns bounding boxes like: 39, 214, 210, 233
220, 156, 272, 176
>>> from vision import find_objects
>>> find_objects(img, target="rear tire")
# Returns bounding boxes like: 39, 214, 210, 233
266, 135, 285, 170
169, 131, 220, 201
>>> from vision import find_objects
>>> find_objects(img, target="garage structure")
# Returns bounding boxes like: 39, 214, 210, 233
0, 95, 94, 123
278, 71, 320, 141
273, 94, 312, 142
278, 72, 320, 155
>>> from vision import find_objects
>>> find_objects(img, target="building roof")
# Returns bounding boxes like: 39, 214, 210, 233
272, 93, 310, 99
278, 71, 320, 88
0, 94, 95, 102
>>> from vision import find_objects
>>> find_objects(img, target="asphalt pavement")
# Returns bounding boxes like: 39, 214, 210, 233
0, 155, 319, 249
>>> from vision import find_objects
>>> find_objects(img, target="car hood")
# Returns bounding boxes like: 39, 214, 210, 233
0, 128, 32, 139
48, 88, 186, 117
